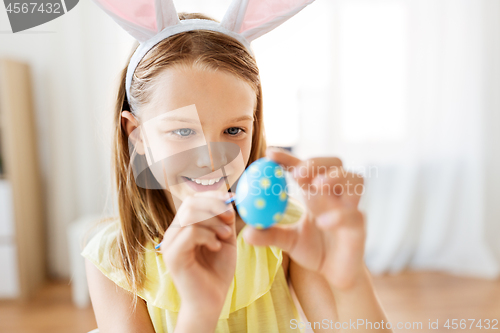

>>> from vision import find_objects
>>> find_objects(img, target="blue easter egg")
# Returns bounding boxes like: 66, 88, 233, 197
235, 158, 288, 229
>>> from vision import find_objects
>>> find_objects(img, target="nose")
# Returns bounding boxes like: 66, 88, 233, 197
195, 145, 213, 170
208, 142, 228, 171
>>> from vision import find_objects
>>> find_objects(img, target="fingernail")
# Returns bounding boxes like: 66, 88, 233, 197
224, 225, 232, 234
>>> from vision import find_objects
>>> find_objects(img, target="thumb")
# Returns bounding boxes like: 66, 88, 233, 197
266, 147, 302, 168
242, 224, 299, 253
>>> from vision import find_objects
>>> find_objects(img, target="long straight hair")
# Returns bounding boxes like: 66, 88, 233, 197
110, 12, 266, 295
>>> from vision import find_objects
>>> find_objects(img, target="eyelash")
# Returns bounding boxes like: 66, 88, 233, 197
224, 127, 245, 136
169, 127, 246, 139
171, 128, 196, 138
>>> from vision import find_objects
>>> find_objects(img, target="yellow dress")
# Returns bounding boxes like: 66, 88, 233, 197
81, 198, 306, 333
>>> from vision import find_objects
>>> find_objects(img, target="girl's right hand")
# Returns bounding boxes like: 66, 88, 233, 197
160, 191, 237, 317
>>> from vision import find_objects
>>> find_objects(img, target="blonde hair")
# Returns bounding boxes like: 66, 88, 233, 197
110, 12, 266, 295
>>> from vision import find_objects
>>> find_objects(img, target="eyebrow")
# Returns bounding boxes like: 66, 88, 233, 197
159, 116, 200, 124
228, 115, 254, 123
159, 115, 254, 124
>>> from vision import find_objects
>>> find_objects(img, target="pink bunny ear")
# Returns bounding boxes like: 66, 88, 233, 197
93, 0, 179, 43
221, 0, 314, 42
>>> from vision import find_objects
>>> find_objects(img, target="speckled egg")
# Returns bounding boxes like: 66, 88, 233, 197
235, 158, 288, 229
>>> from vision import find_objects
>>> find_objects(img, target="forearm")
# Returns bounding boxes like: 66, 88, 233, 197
328, 264, 392, 332
174, 304, 222, 333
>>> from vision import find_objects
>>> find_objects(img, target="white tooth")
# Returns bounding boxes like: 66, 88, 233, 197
208, 179, 215, 185
216, 177, 221, 182
195, 179, 202, 184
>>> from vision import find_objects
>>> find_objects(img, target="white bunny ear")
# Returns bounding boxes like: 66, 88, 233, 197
93, 0, 180, 43
154, 0, 181, 32
221, 0, 314, 42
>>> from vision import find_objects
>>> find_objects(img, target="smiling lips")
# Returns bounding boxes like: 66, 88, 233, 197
185, 176, 223, 186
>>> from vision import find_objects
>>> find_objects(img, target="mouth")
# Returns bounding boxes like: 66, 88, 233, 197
181, 175, 228, 191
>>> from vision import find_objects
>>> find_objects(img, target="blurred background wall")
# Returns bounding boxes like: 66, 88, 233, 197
0, 0, 499, 280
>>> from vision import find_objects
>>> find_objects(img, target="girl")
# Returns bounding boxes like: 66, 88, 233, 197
83, 11, 392, 333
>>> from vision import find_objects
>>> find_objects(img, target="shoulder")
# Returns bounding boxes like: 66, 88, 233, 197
81, 218, 132, 292
82, 218, 120, 258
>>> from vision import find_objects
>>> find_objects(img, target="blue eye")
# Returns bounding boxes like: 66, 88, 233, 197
225, 127, 243, 136
172, 128, 195, 137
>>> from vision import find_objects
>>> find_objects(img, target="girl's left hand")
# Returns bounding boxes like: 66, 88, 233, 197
243, 148, 366, 290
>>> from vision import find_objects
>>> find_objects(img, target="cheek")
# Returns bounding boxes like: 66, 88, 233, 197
162, 157, 187, 179
240, 142, 251, 164
223, 133, 253, 189
146, 133, 206, 162
240, 129, 254, 162
143, 135, 204, 186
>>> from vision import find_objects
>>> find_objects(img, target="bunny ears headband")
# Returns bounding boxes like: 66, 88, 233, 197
92, 0, 315, 108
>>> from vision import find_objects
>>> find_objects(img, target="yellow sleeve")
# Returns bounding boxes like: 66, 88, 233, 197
80, 220, 134, 294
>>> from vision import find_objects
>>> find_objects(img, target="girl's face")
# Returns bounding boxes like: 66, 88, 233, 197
124, 64, 256, 207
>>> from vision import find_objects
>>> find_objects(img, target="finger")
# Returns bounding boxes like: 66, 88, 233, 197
161, 212, 234, 254
311, 173, 347, 197
266, 147, 302, 168
314, 169, 363, 188
193, 215, 234, 240
216, 207, 236, 227
242, 224, 300, 254
315, 208, 364, 230
191, 198, 236, 226
267, 149, 345, 190
308, 157, 343, 170
170, 225, 222, 256
297, 157, 343, 187
160, 197, 234, 250
178, 195, 234, 227
265, 148, 313, 187
160, 218, 184, 251
312, 171, 364, 207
